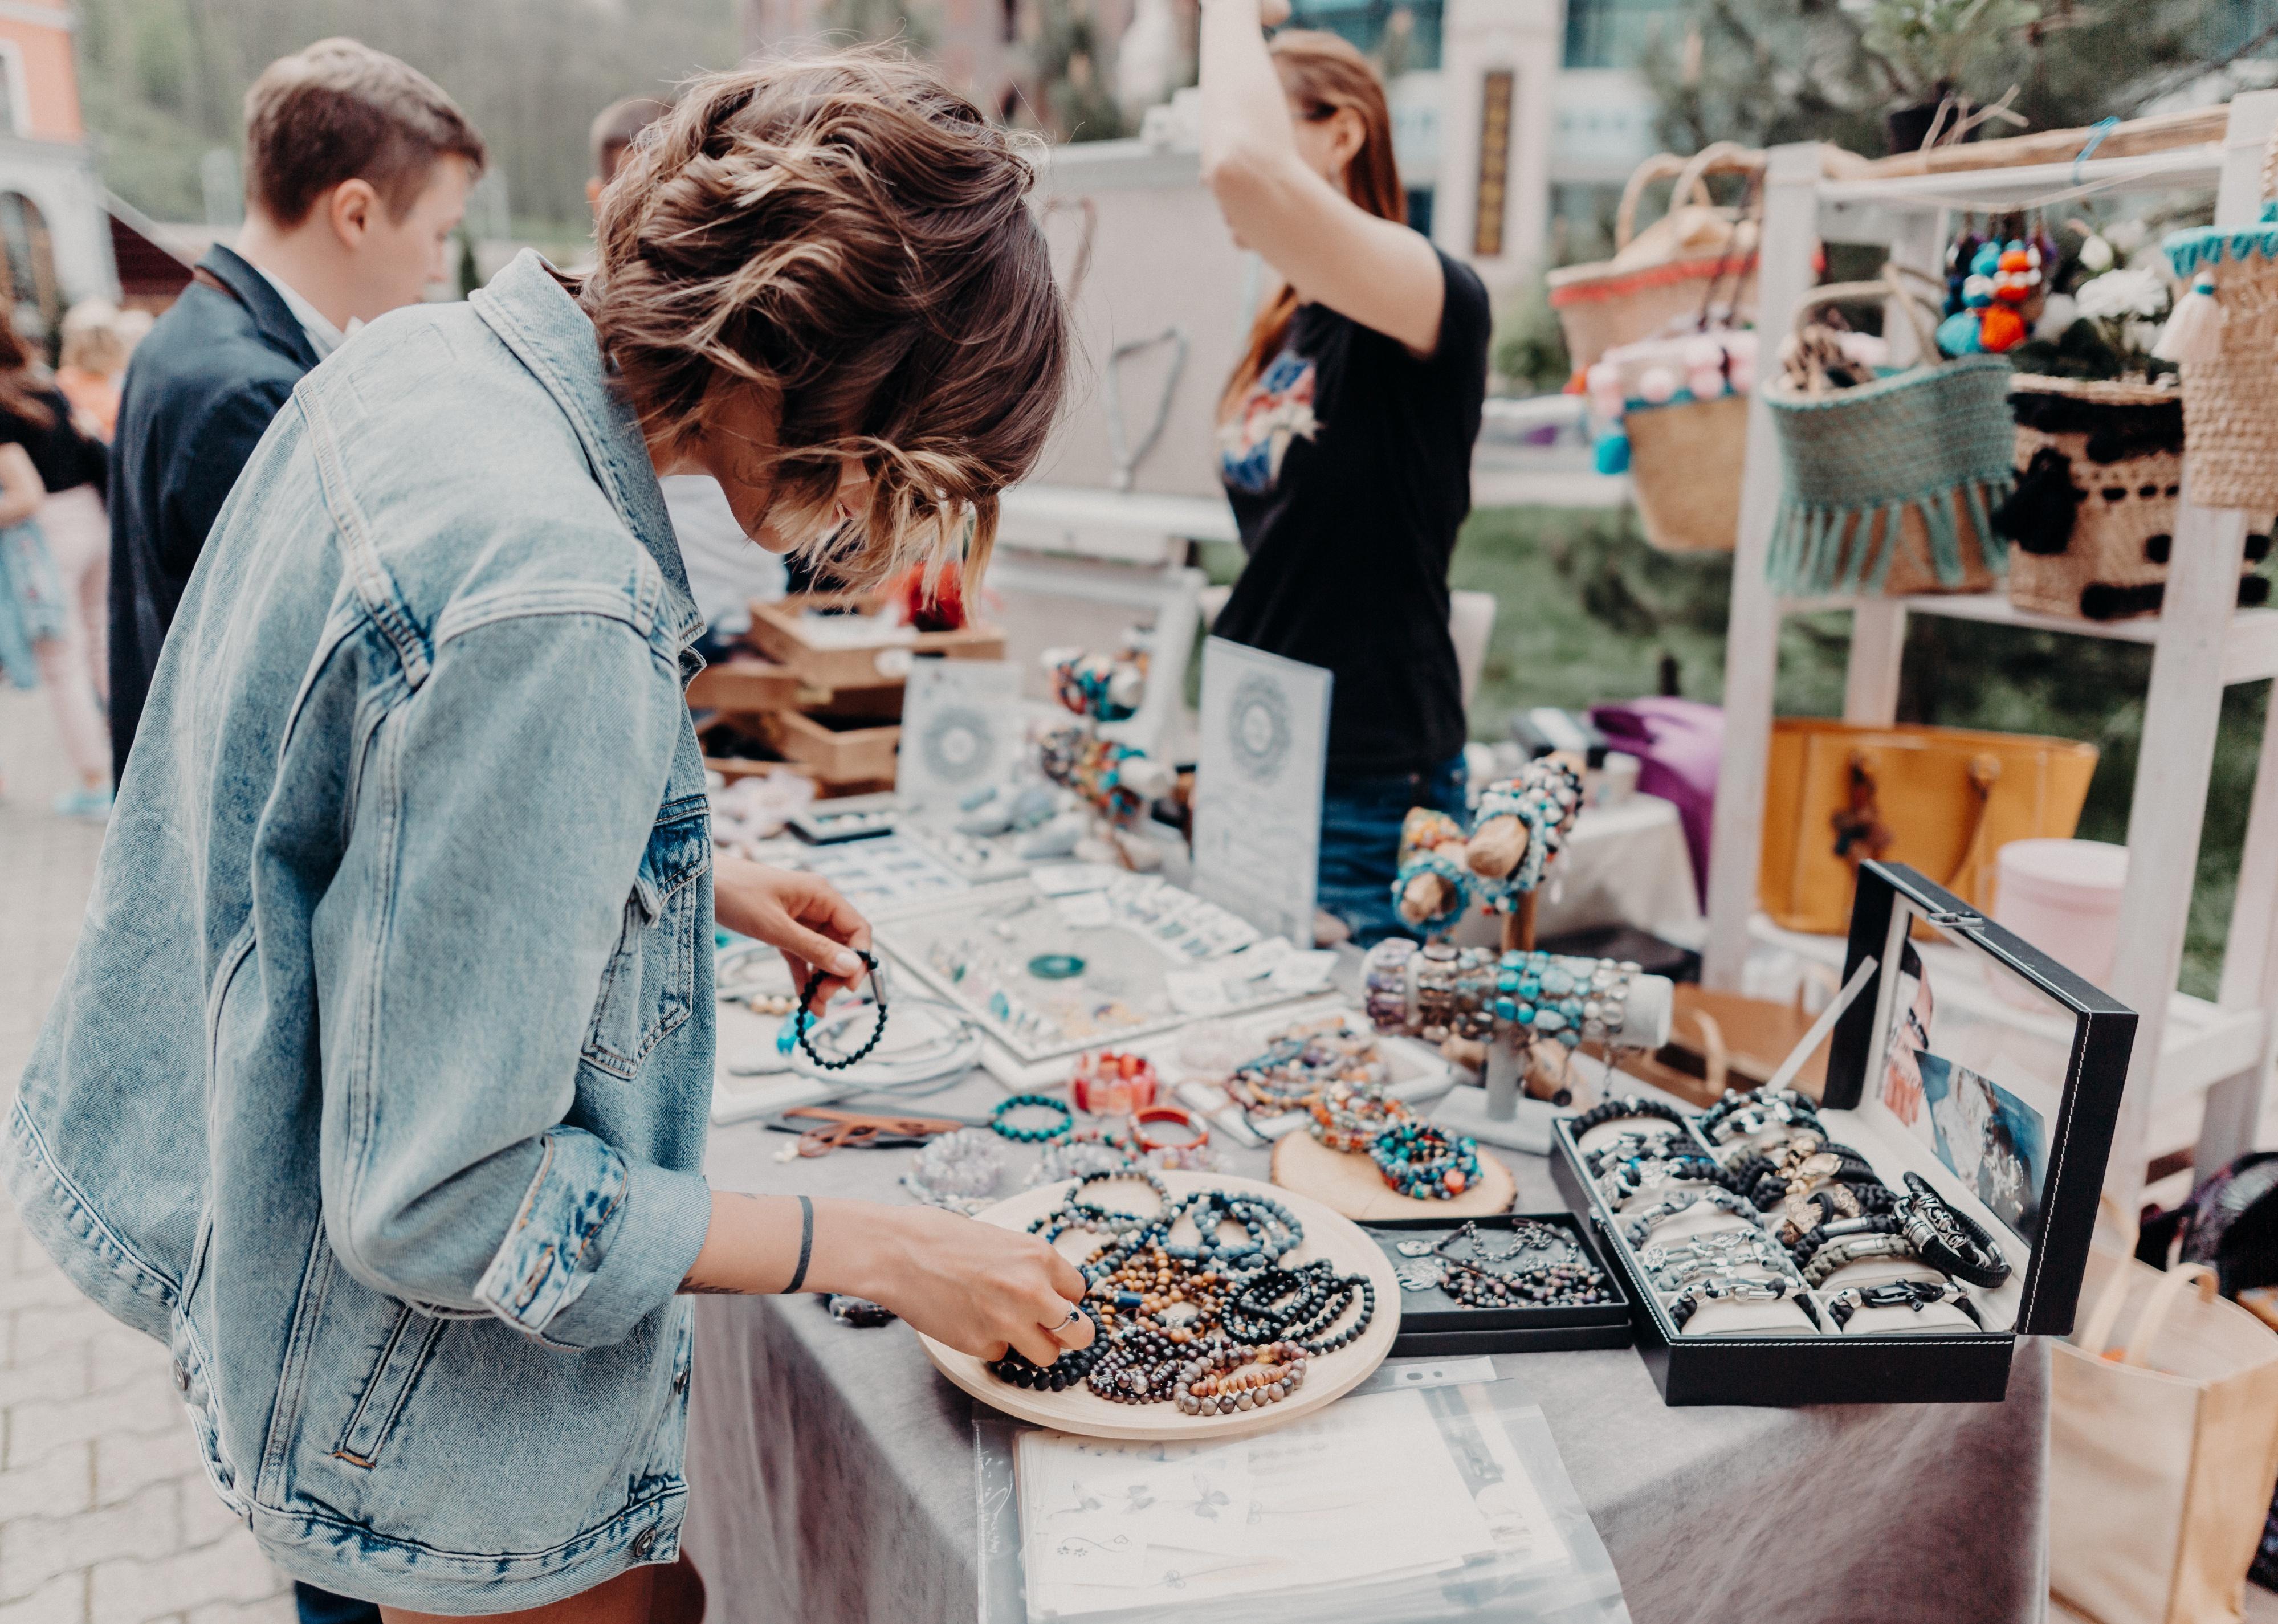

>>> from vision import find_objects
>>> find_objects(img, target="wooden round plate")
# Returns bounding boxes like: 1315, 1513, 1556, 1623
918, 1170, 1400, 1441
1270, 1130, 1516, 1221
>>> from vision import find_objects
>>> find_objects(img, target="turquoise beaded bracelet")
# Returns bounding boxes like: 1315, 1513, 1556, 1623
992, 1093, 1074, 1144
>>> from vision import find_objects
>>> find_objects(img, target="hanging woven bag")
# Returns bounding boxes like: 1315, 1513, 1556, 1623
1762, 275, 2015, 596
2158, 117, 2278, 511
1546, 142, 1764, 373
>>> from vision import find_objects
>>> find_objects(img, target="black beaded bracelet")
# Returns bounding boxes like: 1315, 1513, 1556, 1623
1571, 1096, 1692, 1137
793, 950, 887, 1070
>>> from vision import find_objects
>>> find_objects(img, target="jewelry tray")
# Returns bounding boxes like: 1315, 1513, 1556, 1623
1366, 1212, 1633, 1358
1550, 860, 2136, 1407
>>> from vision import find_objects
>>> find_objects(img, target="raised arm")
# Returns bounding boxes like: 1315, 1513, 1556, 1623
1198, 0, 1446, 357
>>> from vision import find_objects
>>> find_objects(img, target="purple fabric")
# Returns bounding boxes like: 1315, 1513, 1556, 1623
1591, 699, 1723, 907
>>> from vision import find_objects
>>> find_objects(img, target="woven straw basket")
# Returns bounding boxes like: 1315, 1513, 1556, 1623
1625, 394, 1746, 553
1990, 376, 2272, 620
1763, 281, 2015, 596
1547, 144, 1762, 373
2163, 127, 2278, 511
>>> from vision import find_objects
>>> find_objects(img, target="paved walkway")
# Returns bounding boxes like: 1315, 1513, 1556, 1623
0, 688, 295, 1624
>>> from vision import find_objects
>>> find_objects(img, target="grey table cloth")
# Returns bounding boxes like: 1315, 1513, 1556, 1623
682, 1074, 2048, 1624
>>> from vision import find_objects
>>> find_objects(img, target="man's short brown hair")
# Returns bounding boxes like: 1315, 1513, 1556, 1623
243, 39, 487, 228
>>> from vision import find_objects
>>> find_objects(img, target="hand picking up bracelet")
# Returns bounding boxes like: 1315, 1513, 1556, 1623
1827, 1278, 1983, 1332
1623, 1187, 1761, 1248
1895, 1172, 2011, 1288
783, 950, 889, 1070
1799, 1232, 1921, 1288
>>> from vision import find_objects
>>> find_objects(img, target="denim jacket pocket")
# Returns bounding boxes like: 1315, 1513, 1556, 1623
331, 1304, 446, 1468
581, 795, 710, 1079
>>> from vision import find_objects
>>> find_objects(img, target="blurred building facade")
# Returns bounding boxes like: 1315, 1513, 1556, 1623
741, 0, 1670, 288
0, 0, 123, 348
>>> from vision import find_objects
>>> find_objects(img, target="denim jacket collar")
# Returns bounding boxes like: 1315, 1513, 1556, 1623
472, 251, 702, 669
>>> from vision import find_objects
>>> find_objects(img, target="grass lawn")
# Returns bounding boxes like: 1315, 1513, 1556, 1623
1204, 505, 2269, 998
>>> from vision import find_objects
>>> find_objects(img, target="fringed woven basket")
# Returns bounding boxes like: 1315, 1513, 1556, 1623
1547, 144, 1762, 373
1762, 281, 2015, 596
1990, 376, 2268, 619
2161, 123, 2278, 511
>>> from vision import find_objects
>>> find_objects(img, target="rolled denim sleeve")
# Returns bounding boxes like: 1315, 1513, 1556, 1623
314, 606, 711, 1350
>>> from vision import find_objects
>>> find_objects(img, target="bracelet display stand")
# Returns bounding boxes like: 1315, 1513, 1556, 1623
1268, 1129, 1515, 1221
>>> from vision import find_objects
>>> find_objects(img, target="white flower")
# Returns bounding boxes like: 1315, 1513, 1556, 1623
2076, 235, 2114, 274
2075, 267, 2171, 322
2034, 291, 2079, 339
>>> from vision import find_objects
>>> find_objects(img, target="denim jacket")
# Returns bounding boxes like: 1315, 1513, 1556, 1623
6, 252, 718, 1610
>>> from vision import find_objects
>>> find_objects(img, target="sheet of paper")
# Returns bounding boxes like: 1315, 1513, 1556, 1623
1053, 892, 1112, 931
1017, 1390, 1501, 1621
1032, 863, 1120, 897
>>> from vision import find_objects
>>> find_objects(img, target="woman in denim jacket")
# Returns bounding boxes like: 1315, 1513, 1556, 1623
6, 53, 1089, 1622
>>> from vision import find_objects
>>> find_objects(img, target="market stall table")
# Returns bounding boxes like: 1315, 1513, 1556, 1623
681, 1071, 2047, 1624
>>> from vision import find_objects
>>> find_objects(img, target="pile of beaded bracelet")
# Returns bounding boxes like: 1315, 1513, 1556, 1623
1362, 938, 1416, 1033
1221, 1260, 1377, 1353
1492, 950, 1637, 1050
1413, 944, 1460, 1039
992, 1093, 1074, 1144
988, 1308, 1103, 1391
1309, 1083, 1409, 1154
902, 1129, 1005, 1215
1369, 1120, 1481, 1199
1175, 1337, 1308, 1415
1086, 1325, 1187, 1404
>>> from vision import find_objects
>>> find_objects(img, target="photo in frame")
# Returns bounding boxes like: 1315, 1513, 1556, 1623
1913, 1048, 2051, 1243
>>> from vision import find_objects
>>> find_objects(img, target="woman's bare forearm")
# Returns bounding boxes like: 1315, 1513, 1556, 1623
1199, 0, 1297, 176
679, 1192, 895, 1297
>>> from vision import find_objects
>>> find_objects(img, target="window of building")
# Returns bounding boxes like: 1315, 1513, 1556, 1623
1560, 0, 1678, 71
1285, 0, 1443, 72
0, 42, 25, 138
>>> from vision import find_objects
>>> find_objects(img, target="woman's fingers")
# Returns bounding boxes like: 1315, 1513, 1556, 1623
1044, 1249, 1086, 1304
981, 1339, 1010, 1363
1005, 1321, 1063, 1367
1046, 1306, 1097, 1350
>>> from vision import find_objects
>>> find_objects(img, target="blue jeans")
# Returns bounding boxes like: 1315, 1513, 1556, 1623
1318, 753, 1469, 947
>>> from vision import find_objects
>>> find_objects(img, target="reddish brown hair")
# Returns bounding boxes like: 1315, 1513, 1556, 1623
0, 309, 52, 432
1219, 31, 1404, 417
243, 39, 487, 228
586, 50, 1068, 589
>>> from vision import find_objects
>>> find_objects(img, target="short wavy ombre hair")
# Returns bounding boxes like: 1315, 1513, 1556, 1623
585, 50, 1067, 587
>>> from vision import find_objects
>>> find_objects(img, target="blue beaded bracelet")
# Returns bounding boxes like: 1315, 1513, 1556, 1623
991, 1093, 1074, 1144
1368, 1120, 1481, 1200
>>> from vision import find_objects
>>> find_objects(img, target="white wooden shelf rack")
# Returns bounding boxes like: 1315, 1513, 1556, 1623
1702, 92, 2278, 1206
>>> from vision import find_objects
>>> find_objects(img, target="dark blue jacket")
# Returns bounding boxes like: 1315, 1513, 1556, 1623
107, 244, 319, 777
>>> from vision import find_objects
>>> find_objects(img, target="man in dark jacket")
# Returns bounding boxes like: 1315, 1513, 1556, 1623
108, 38, 483, 778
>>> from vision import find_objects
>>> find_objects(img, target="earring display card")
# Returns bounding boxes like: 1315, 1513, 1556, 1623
878, 878, 1314, 1069
1366, 1213, 1633, 1357
1550, 860, 2134, 1407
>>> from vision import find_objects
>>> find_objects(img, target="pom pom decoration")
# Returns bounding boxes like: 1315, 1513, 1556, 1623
1687, 365, 1727, 400
1988, 446, 2085, 556
2153, 271, 2226, 365
1971, 242, 2002, 278
1937, 312, 1984, 356
1962, 274, 1995, 308
1978, 304, 2027, 352
2078, 234, 2115, 274
1637, 366, 1679, 404
1594, 430, 1632, 475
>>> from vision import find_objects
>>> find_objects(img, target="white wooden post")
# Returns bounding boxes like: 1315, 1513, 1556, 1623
1702, 144, 1825, 990
2102, 92, 2278, 1207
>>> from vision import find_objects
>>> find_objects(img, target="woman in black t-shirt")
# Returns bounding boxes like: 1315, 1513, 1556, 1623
1200, 6, 1489, 944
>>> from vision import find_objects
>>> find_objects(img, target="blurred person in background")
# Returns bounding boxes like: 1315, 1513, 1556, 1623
590, 93, 786, 662
55, 300, 140, 441
107, 38, 484, 782
1200, 6, 1490, 944
12, 50, 1076, 1621
0, 312, 111, 817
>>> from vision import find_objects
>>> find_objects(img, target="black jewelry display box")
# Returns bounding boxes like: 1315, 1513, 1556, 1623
1365, 1212, 1633, 1357
1550, 862, 2136, 1407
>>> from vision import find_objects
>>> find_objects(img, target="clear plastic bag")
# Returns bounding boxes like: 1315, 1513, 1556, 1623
975, 1360, 1630, 1624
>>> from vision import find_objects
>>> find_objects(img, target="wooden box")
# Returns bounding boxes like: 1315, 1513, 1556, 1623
757, 708, 899, 786
745, 593, 1006, 692
686, 655, 804, 713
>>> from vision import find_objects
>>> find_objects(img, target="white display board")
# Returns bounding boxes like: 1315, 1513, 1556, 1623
896, 658, 1021, 815
1191, 636, 1332, 944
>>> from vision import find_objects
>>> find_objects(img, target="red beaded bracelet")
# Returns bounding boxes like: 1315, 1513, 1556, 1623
1132, 1104, 1207, 1152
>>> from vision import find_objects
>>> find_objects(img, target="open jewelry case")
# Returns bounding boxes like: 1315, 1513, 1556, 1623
1365, 1213, 1634, 1358
1550, 861, 2136, 1406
